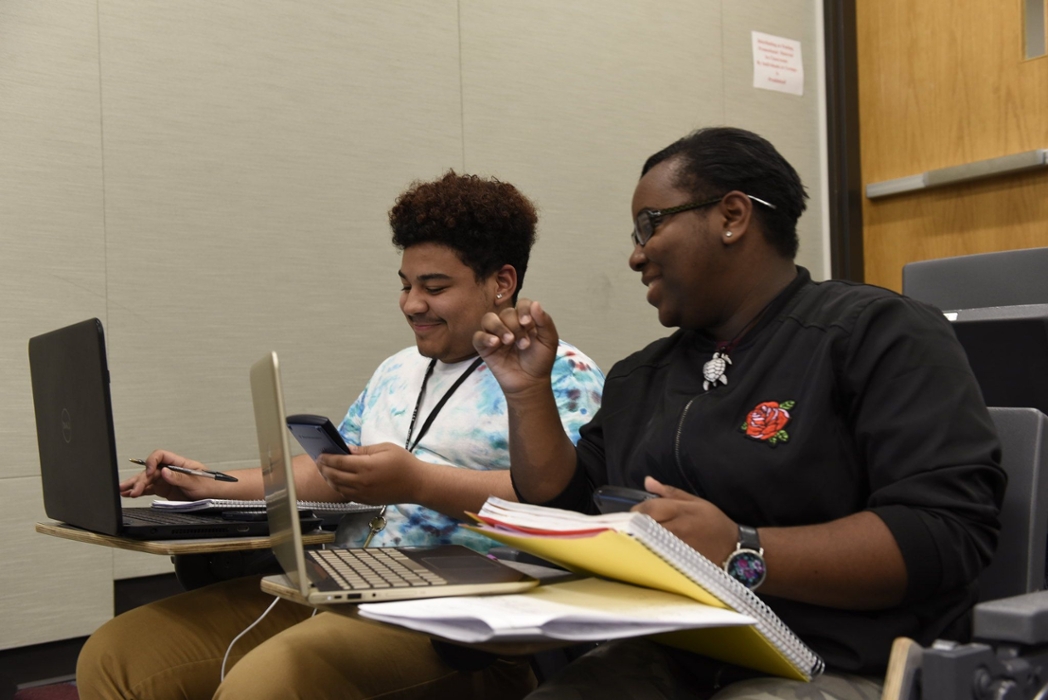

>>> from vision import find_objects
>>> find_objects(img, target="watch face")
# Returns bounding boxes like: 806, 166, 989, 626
726, 550, 766, 589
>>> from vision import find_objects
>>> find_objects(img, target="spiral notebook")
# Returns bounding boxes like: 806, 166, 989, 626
465, 497, 824, 682
151, 498, 381, 514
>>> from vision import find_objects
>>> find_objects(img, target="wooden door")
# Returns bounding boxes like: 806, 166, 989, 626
857, 0, 1048, 291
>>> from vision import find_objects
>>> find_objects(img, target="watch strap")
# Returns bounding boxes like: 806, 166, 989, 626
737, 524, 761, 553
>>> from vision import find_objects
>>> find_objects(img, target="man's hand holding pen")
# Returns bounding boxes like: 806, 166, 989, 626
120, 450, 235, 501
128, 458, 238, 483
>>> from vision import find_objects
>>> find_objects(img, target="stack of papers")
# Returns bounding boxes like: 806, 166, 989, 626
474, 498, 637, 534
357, 577, 754, 643
460, 497, 824, 681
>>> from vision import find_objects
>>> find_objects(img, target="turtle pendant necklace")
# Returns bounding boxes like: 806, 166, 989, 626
702, 349, 733, 391
702, 299, 776, 391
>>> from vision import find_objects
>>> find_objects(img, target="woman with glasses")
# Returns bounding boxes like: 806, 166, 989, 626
474, 127, 1005, 699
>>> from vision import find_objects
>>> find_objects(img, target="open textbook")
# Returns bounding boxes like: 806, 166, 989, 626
151, 498, 381, 514
358, 576, 753, 643
464, 497, 824, 681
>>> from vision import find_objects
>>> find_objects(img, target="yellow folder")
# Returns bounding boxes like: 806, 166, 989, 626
464, 523, 820, 681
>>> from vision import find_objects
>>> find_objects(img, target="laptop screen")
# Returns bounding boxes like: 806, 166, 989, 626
250, 352, 310, 596
29, 319, 124, 536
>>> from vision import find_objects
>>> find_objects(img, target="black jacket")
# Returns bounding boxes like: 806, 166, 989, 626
544, 267, 1006, 674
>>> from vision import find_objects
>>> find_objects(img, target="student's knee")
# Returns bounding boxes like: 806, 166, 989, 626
215, 614, 442, 700
76, 617, 135, 700
213, 630, 311, 700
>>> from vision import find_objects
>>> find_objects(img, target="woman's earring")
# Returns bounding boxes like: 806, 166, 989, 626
497, 293, 503, 299
725, 231, 733, 238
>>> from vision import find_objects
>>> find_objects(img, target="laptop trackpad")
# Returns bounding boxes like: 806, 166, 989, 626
419, 553, 521, 583
421, 555, 497, 570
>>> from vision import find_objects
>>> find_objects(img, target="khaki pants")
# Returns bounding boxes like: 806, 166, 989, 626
526, 638, 882, 700
76, 575, 536, 700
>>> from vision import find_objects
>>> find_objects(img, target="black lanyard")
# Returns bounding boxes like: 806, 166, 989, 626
404, 356, 484, 452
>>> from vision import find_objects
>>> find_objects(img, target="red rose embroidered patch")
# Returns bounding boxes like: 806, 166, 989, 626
741, 400, 795, 447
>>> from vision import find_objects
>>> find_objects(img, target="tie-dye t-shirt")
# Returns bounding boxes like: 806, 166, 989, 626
335, 340, 604, 552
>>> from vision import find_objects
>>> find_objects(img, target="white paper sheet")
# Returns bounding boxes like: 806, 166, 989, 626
752, 31, 804, 96
358, 577, 754, 643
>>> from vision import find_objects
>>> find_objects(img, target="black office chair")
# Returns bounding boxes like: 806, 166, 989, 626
902, 247, 1048, 310
979, 407, 1048, 601
882, 407, 1048, 699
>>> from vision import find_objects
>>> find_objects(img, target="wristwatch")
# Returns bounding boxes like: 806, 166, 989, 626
722, 524, 767, 590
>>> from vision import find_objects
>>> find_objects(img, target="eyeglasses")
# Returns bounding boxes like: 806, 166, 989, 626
631, 194, 778, 247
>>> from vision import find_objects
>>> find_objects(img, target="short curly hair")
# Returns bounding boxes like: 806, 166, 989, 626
389, 171, 538, 300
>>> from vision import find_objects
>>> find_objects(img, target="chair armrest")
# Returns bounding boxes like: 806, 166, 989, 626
973, 589, 1048, 645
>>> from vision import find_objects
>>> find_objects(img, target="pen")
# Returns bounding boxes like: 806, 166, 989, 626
128, 458, 239, 483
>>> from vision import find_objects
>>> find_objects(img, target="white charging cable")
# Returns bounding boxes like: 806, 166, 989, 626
220, 596, 281, 682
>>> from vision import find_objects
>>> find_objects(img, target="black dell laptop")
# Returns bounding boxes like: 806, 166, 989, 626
28, 318, 283, 540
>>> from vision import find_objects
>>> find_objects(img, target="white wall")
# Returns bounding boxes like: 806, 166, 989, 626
0, 0, 825, 649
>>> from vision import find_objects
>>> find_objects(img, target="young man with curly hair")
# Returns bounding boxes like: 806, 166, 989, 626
78, 172, 605, 700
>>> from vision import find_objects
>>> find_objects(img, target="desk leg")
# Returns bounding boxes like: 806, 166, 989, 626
172, 550, 281, 590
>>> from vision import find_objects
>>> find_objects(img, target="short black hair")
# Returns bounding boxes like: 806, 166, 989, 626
389, 171, 538, 299
642, 127, 808, 258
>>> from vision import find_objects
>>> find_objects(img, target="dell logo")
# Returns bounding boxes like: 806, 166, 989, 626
61, 408, 72, 443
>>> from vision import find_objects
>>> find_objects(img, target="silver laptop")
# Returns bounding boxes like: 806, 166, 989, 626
249, 351, 538, 604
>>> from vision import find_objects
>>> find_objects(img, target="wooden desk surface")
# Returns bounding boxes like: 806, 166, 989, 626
36, 521, 334, 555
260, 570, 569, 657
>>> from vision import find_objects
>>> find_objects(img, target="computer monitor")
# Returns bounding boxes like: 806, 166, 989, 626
903, 248, 1048, 311
948, 304, 1048, 415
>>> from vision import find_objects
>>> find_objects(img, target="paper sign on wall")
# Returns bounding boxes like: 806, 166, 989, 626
752, 31, 804, 96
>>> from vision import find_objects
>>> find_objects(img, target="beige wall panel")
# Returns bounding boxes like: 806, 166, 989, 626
0, 0, 107, 481
721, 0, 825, 280
98, 0, 463, 467
0, 0, 109, 650
459, 1, 725, 371
0, 477, 112, 650
858, 0, 1048, 291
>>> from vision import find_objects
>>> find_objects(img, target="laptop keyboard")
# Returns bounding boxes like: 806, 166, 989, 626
312, 548, 447, 589
124, 509, 230, 525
